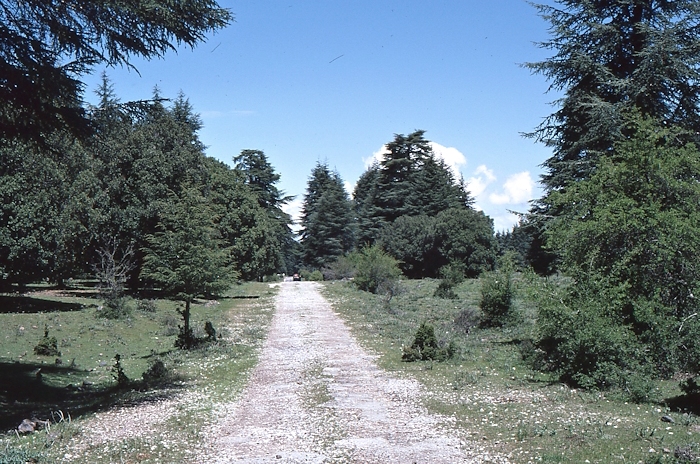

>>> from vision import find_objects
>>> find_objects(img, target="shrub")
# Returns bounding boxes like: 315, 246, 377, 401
34, 325, 60, 356
402, 322, 455, 362
160, 313, 179, 336
321, 255, 357, 281
434, 280, 457, 299
99, 296, 132, 319
136, 298, 157, 313
142, 359, 170, 387
307, 270, 324, 281
112, 354, 129, 387
440, 262, 466, 285
352, 245, 401, 294
480, 271, 514, 327
535, 281, 652, 390
680, 376, 700, 396
204, 321, 217, 340
454, 307, 480, 334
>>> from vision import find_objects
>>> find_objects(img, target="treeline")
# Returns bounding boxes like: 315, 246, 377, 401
298, 130, 497, 280
0, 75, 295, 290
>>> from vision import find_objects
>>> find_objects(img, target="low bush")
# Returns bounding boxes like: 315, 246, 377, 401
136, 298, 157, 313
352, 245, 401, 294
99, 296, 132, 319
111, 354, 129, 388
434, 280, 457, 299
34, 325, 60, 356
454, 307, 480, 334
480, 271, 514, 327
321, 255, 357, 281
141, 359, 170, 387
402, 322, 455, 362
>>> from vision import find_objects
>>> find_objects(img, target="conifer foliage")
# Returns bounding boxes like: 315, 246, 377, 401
353, 130, 494, 279
0, 0, 231, 142
300, 162, 355, 269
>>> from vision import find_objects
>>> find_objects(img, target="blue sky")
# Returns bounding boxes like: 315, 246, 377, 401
83, 1, 558, 231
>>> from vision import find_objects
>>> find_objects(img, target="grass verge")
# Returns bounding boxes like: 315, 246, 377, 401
0, 281, 277, 463
322, 278, 700, 464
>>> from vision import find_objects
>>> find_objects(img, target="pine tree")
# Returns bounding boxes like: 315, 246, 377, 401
528, 0, 700, 192
141, 187, 235, 349
300, 163, 355, 269
354, 130, 474, 244
233, 149, 295, 275
526, 0, 700, 274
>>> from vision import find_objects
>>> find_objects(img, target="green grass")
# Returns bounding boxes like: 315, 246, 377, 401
0, 281, 278, 463
322, 278, 700, 464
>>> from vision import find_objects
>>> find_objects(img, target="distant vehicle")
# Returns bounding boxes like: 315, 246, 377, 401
292, 273, 301, 281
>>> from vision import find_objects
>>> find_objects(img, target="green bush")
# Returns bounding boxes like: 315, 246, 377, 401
479, 271, 514, 327
33, 325, 60, 356
454, 307, 480, 334
142, 359, 170, 387
535, 281, 652, 390
99, 296, 132, 319
307, 270, 323, 281
440, 262, 466, 285
321, 255, 357, 280
136, 298, 157, 313
434, 280, 457, 299
112, 354, 129, 388
352, 245, 401, 294
402, 322, 455, 362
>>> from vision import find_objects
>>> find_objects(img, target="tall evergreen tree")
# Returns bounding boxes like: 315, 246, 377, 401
528, 0, 700, 193
233, 149, 295, 275
300, 163, 355, 269
0, 0, 231, 142
526, 0, 700, 274
141, 187, 235, 349
205, 158, 283, 281
354, 130, 473, 244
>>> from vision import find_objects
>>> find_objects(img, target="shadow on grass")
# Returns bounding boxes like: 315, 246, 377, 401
667, 393, 700, 415
0, 296, 84, 314
0, 361, 184, 432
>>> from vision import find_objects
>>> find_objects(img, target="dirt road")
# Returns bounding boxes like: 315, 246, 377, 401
202, 281, 476, 463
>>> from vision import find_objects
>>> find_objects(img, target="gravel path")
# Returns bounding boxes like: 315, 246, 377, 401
202, 281, 476, 463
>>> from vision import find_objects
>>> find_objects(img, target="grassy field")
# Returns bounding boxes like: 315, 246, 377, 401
322, 278, 700, 464
0, 281, 277, 463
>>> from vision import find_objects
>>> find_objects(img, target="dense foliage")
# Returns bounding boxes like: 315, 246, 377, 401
521, 0, 700, 386
538, 115, 700, 385
300, 162, 355, 269
353, 130, 494, 279
0, 0, 231, 142
0, 77, 293, 292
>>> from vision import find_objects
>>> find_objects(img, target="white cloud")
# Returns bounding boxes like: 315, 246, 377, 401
489, 171, 534, 205
467, 164, 496, 198
492, 211, 522, 232
282, 198, 304, 234
343, 180, 354, 197
429, 142, 466, 179
364, 145, 389, 169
